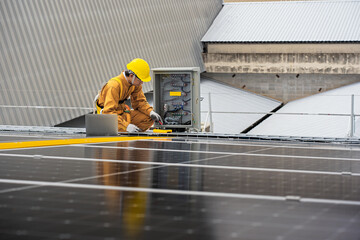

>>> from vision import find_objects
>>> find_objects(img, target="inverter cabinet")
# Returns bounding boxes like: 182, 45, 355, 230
152, 67, 200, 132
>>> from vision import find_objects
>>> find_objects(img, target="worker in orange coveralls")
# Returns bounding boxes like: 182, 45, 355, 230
95, 58, 162, 132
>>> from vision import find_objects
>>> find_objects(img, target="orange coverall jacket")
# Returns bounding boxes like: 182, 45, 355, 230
97, 72, 153, 132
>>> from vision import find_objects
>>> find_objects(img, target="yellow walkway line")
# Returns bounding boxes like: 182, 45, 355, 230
0, 136, 170, 150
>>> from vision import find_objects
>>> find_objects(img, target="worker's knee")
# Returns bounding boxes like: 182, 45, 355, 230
130, 110, 154, 131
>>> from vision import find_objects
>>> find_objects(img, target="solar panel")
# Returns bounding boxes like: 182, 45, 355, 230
0, 135, 359, 240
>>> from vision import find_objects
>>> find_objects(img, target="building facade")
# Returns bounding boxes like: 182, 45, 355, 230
202, 1, 360, 102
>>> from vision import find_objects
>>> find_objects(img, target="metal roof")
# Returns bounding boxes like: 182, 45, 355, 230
202, 0, 360, 43
0, 0, 222, 126
249, 82, 360, 138
201, 77, 282, 134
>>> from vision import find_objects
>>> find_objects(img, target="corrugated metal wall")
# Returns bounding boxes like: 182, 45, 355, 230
0, 0, 222, 126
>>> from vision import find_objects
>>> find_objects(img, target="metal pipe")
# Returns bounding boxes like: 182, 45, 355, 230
208, 93, 213, 133
350, 94, 355, 138
203, 108, 210, 132
200, 111, 360, 117
0, 105, 92, 111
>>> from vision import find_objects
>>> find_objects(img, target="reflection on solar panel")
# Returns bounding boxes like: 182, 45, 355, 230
0, 134, 360, 240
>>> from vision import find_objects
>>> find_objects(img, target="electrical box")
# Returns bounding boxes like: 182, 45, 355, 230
152, 67, 200, 132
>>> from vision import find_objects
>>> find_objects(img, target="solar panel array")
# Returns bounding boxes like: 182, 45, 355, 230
0, 134, 359, 239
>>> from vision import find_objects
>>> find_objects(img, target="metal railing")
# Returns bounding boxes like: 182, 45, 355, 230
0, 94, 358, 138
201, 93, 359, 138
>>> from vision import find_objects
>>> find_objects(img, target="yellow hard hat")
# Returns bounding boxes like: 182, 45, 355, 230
127, 58, 151, 82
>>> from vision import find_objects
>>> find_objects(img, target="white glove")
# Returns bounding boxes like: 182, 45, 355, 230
126, 124, 140, 133
150, 110, 163, 123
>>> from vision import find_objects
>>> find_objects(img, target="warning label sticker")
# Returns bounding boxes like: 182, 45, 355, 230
170, 92, 181, 96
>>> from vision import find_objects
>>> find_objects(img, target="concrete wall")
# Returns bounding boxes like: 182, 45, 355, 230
203, 53, 360, 74
202, 43, 360, 102
202, 44, 360, 75
202, 72, 360, 102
